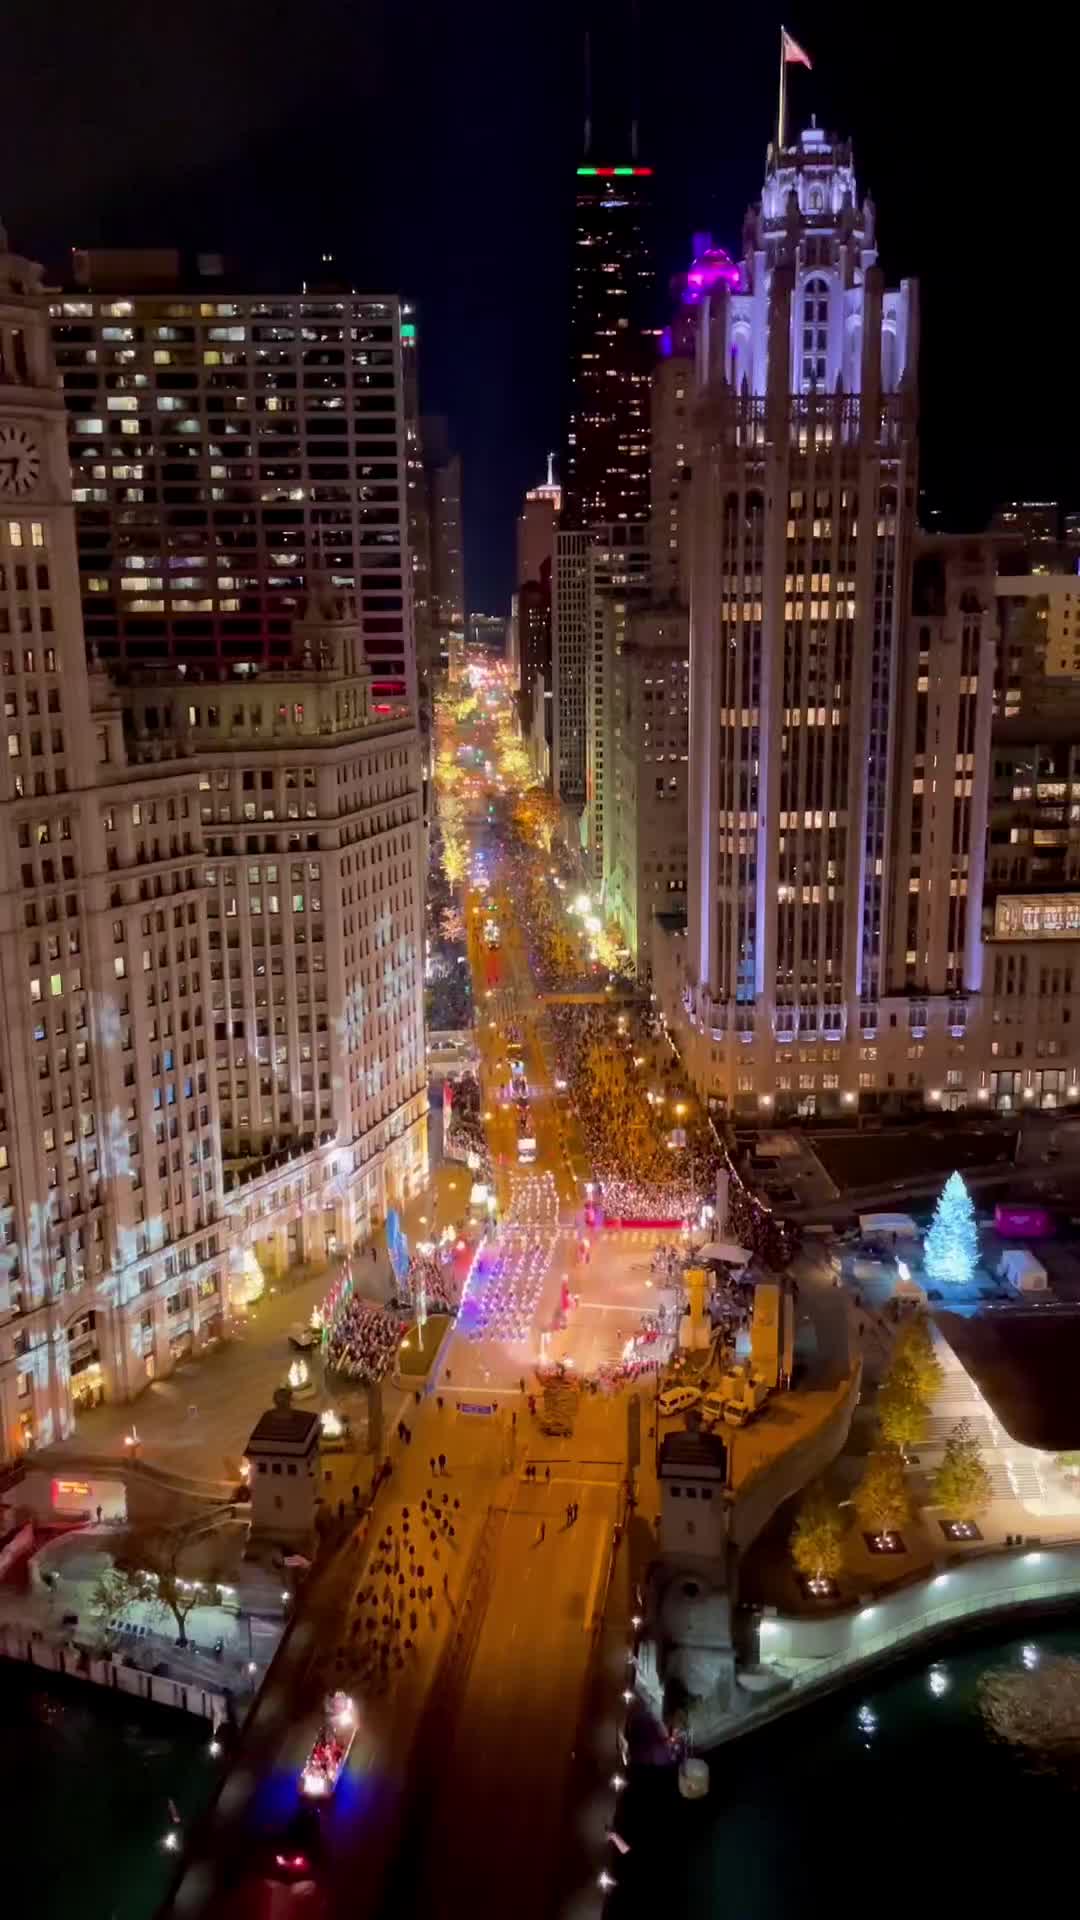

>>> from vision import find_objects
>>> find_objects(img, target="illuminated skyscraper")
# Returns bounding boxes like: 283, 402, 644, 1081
49, 252, 417, 700
561, 165, 655, 530
661, 124, 926, 1113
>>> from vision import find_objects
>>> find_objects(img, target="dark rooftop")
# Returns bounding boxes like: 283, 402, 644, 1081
659, 1428, 728, 1474
938, 1308, 1080, 1452
247, 1407, 321, 1451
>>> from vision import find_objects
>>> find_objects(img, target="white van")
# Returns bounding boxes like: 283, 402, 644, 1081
657, 1384, 702, 1418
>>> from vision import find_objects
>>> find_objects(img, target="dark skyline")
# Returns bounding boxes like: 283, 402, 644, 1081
0, 1, 1073, 613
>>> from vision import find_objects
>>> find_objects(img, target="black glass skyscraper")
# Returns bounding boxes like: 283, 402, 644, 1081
561, 163, 655, 529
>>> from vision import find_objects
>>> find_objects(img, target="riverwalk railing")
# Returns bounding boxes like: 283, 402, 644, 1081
0, 1621, 229, 1723
688, 1547, 1080, 1749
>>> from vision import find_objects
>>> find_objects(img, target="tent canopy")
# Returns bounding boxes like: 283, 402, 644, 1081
858, 1212, 920, 1241
697, 1241, 752, 1268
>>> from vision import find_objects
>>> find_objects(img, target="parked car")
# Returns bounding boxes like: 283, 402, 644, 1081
657, 1384, 703, 1417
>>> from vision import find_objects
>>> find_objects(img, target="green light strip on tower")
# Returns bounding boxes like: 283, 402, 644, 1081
577, 166, 598, 174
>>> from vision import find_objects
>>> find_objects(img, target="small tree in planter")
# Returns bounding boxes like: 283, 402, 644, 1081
790, 1481, 845, 1591
854, 1449, 911, 1548
931, 1418, 993, 1524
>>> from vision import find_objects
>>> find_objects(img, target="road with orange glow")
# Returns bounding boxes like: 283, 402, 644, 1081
169, 671, 639, 1920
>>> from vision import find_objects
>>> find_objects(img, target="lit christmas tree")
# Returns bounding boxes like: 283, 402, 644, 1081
923, 1171, 979, 1288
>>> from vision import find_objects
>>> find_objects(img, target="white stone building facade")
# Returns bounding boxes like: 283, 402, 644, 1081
0, 232, 425, 1463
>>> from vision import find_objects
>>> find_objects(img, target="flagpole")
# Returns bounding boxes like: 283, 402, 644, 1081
777, 26, 787, 154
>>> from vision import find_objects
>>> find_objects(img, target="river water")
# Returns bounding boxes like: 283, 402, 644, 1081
611, 1619, 1080, 1916
1, 1664, 217, 1920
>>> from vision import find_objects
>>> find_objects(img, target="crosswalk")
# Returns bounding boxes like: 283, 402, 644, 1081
594, 1227, 683, 1248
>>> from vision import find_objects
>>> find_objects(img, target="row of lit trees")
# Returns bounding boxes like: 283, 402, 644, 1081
791, 1314, 993, 1585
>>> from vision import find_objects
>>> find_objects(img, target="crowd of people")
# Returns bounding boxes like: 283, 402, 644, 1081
443, 1070, 493, 1181
394, 1246, 462, 1321
314, 1492, 464, 1702
325, 1298, 405, 1384
547, 1000, 720, 1221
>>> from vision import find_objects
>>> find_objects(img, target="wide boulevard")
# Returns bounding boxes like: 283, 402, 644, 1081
168, 673, 644, 1920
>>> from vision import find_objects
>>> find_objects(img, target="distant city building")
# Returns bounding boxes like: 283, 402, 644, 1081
649, 238, 736, 603
552, 522, 649, 826
467, 613, 507, 660
552, 528, 591, 805
889, 538, 995, 999
516, 455, 561, 594
649, 342, 693, 605
515, 563, 552, 742
402, 317, 433, 715
50, 251, 416, 698
561, 164, 655, 530
991, 500, 1061, 548
422, 414, 465, 680
584, 527, 650, 882
606, 607, 689, 971
991, 507, 1080, 720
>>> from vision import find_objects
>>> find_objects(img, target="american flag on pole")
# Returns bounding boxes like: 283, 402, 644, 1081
782, 30, 812, 68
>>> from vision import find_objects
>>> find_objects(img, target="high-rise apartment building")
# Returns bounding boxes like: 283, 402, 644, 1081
423, 416, 464, 679
0, 229, 427, 1463
584, 526, 650, 880
992, 511, 1080, 721
513, 459, 560, 746
606, 608, 690, 970
650, 240, 738, 603
516, 456, 561, 593
402, 312, 433, 712
516, 568, 551, 715
552, 520, 649, 821
562, 165, 655, 530
50, 252, 416, 699
552, 528, 591, 804
888, 539, 995, 997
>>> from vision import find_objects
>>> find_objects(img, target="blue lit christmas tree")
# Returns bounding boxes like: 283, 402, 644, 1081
923, 1171, 979, 1288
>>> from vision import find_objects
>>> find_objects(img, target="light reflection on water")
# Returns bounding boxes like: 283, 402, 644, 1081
611, 1623, 1080, 1918
2, 1666, 214, 1920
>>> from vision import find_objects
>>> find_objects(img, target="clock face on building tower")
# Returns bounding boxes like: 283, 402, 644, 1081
0, 423, 41, 496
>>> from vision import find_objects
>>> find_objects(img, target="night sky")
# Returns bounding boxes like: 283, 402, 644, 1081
1, 2, 1072, 611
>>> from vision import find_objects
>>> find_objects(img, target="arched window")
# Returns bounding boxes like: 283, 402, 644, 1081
880, 326, 898, 392
808, 187, 824, 213
801, 275, 829, 388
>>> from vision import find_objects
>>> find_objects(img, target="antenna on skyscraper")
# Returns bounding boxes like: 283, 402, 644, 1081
583, 30, 593, 156
630, 0, 640, 160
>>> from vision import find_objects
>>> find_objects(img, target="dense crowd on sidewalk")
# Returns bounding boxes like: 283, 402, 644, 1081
325, 1298, 405, 1384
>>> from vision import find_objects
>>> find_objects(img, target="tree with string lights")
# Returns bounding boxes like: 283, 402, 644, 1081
923, 1171, 979, 1288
